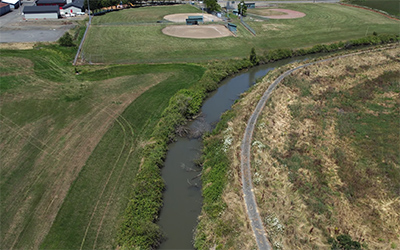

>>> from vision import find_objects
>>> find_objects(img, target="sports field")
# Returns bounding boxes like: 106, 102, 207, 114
82, 4, 399, 63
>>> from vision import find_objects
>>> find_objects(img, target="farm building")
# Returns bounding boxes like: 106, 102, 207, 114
0, 2, 11, 15
2, 0, 20, 9
35, 0, 66, 7
62, 0, 84, 15
23, 5, 60, 19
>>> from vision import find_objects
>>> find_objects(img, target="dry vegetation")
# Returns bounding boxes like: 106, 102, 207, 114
219, 47, 400, 249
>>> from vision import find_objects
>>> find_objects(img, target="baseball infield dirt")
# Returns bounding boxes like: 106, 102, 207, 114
162, 25, 232, 39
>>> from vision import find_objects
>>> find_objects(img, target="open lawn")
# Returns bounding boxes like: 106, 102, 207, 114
0, 46, 205, 249
82, 3, 399, 63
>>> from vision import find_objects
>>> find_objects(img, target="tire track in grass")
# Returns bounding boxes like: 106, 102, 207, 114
91, 112, 135, 250
79, 111, 130, 250
4, 103, 119, 250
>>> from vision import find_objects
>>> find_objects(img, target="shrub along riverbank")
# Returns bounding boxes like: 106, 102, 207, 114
116, 34, 399, 249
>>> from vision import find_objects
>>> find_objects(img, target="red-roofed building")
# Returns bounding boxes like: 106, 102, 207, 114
0, 2, 11, 15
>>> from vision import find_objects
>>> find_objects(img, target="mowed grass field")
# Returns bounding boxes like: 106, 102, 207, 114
82, 4, 399, 63
0, 46, 205, 249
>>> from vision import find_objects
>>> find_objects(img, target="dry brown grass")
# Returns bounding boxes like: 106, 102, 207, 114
217, 47, 400, 249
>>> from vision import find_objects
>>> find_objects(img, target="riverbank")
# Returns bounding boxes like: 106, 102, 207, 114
195, 45, 399, 249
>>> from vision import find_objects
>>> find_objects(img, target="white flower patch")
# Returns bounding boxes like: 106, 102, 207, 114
222, 127, 233, 152
255, 159, 262, 167
265, 215, 285, 234
265, 215, 285, 249
273, 241, 283, 250
252, 140, 267, 150
253, 172, 263, 185
258, 122, 266, 129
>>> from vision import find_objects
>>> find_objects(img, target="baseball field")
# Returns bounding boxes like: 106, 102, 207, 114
81, 4, 399, 63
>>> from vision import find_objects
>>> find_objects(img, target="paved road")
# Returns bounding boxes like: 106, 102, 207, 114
0, 0, 76, 43
240, 52, 365, 249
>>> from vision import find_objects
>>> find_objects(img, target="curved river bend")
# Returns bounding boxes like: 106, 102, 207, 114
158, 56, 312, 249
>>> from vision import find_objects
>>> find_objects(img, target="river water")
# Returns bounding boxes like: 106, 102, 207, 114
157, 56, 311, 249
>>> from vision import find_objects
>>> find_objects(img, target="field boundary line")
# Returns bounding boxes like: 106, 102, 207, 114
239, 48, 384, 249
74, 15, 92, 66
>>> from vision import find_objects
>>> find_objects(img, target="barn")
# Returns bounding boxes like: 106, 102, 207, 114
0, 2, 11, 15
2, 0, 21, 9
23, 5, 60, 19
62, 0, 84, 15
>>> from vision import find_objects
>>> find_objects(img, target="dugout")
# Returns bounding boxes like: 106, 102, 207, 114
186, 15, 203, 25
245, 3, 255, 9
227, 23, 237, 33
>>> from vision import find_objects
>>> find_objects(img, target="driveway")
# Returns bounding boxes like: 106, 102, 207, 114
0, 0, 77, 43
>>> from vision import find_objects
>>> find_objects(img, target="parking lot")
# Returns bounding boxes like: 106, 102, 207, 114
0, 0, 79, 43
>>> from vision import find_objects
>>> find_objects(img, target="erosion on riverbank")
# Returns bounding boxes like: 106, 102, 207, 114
196, 46, 399, 249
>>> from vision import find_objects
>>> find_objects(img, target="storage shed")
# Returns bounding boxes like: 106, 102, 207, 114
0, 2, 11, 15
2, 0, 20, 9
23, 5, 60, 19
62, 0, 84, 15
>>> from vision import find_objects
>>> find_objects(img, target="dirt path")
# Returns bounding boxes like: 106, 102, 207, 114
239, 50, 377, 249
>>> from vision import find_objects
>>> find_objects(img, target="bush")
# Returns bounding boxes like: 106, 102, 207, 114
58, 32, 75, 47
329, 234, 362, 250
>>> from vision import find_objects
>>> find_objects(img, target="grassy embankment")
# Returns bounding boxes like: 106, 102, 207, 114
0, 43, 205, 249
82, 4, 399, 63
195, 46, 400, 249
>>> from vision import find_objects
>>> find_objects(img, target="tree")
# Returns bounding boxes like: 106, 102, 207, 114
205, 0, 220, 12
238, 0, 247, 16
250, 47, 258, 65
58, 32, 75, 47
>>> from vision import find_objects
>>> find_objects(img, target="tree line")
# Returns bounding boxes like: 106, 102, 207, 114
84, 0, 180, 11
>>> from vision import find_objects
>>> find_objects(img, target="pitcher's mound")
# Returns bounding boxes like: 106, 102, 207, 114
162, 25, 232, 39
164, 13, 223, 23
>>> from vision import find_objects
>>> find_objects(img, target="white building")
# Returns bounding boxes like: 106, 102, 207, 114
62, 0, 84, 15
23, 5, 60, 19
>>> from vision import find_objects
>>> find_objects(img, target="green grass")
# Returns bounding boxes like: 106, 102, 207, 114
82, 3, 399, 63
40, 64, 205, 250
0, 45, 205, 249
91, 4, 201, 25
345, 0, 400, 18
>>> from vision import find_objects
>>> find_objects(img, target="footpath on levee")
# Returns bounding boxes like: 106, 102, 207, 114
239, 48, 390, 250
